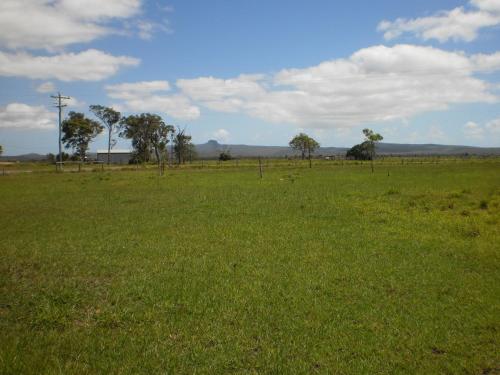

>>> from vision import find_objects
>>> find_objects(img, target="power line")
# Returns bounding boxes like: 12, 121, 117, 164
50, 92, 70, 167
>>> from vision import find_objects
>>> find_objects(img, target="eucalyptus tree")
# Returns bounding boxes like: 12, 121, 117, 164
289, 133, 320, 167
120, 113, 174, 174
151, 122, 175, 175
173, 128, 195, 164
120, 113, 157, 163
89, 105, 121, 165
61, 112, 103, 161
362, 128, 383, 172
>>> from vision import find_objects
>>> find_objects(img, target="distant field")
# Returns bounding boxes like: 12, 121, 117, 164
1, 160, 499, 374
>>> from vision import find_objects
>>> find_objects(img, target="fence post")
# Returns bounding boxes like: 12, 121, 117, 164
259, 157, 263, 179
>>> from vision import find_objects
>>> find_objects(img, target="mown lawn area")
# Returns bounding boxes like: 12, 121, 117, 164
1, 161, 499, 374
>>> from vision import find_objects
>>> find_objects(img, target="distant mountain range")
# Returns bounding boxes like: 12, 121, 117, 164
2, 140, 500, 161
195, 140, 500, 158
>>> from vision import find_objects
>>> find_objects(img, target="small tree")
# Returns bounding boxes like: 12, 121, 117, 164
46, 153, 55, 163
289, 133, 308, 159
289, 133, 319, 167
89, 105, 121, 165
346, 142, 371, 160
305, 137, 320, 164
47, 152, 70, 163
362, 128, 383, 172
151, 122, 175, 175
219, 150, 232, 161
174, 128, 194, 164
62, 112, 103, 162
0, 145, 3, 157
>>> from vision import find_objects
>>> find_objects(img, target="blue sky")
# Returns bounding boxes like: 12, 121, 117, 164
0, 0, 499, 155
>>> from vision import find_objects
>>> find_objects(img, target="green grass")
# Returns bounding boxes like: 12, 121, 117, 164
1, 161, 499, 374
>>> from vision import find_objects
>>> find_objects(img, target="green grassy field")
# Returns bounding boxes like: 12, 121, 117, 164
1, 160, 499, 374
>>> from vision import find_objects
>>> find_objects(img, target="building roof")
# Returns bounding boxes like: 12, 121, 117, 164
96, 149, 132, 154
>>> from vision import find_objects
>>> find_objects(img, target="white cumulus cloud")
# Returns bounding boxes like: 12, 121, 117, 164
472, 0, 500, 13
0, 49, 139, 81
212, 129, 230, 143
0, 103, 57, 130
485, 117, 500, 133
464, 121, 485, 138
106, 81, 171, 98
106, 81, 200, 120
177, 45, 500, 128
0, 0, 142, 50
378, 0, 500, 43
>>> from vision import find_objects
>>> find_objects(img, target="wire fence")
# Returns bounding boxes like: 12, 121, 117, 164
1, 155, 499, 176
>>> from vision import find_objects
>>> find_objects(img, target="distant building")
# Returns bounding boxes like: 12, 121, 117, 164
96, 149, 132, 164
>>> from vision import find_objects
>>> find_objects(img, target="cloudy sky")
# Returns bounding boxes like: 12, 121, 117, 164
1, 0, 500, 154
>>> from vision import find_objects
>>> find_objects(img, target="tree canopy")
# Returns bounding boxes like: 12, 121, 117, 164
174, 128, 195, 164
362, 128, 383, 171
219, 150, 232, 161
362, 129, 383, 158
346, 141, 372, 160
346, 129, 384, 166
289, 133, 320, 160
89, 105, 121, 164
120, 113, 173, 164
61, 112, 103, 161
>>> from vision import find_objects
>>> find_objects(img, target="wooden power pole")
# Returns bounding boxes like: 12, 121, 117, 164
51, 92, 70, 170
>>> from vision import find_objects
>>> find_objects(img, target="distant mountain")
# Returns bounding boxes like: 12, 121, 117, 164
0, 153, 47, 162
194, 140, 347, 158
195, 140, 500, 158
374, 143, 500, 155
1, 141, 499, 161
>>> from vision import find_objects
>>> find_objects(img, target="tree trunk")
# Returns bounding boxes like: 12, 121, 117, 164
107, 126, 112, 165
371, 142, 375, 173
79, 144, 86, 163
154, 147, 161, 175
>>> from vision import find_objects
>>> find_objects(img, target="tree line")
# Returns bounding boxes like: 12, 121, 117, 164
54, 106, 195, 174
42, 105, 383, 173
289, 128, 383, 170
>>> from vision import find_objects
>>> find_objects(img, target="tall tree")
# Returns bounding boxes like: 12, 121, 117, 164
173, 128, 195, 164
289, 133, 320, 164
362, 128, 383, 172
89, 105, 121, 165
151, 122, 175, 175
61, 112, 103, 162
120, 114, 174, 173
120, 114, 156, 163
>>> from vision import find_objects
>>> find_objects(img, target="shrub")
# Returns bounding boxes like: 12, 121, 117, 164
219, 151, 232, 161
